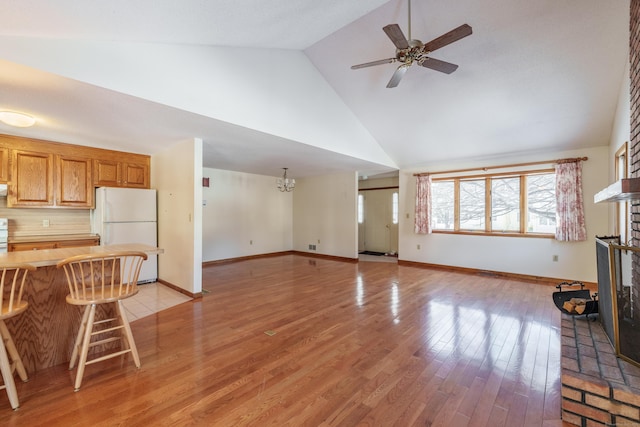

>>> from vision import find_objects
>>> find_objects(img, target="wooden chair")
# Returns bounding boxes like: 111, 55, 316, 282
0, 263, 35, 410
56, 251, 147, 391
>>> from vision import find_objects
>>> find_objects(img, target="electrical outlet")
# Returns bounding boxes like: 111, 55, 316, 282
553, 255, 559, 262
42, 219, 50, 228
250, 240, 253, 245
417, 244, 421, 250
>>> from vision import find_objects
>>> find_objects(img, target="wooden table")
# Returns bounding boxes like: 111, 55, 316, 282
0, 243, 162, 373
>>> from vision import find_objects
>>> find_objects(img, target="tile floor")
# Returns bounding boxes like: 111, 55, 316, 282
358, 253, 398, 263
122, 282, 192, 321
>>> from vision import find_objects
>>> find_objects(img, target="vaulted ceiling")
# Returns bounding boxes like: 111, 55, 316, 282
0, 0, 630, 178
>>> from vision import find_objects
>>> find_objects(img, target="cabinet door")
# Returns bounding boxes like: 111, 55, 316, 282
123, 162, 149, 188
8, 242, 58, 252
0, 147, 9, 183
94, 158, 121, 187
57, 155, 93, 207
55, 238, 100, 249
9, 150, 54, 207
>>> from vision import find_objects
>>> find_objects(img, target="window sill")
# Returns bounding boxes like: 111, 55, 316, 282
432, 230, 555, 239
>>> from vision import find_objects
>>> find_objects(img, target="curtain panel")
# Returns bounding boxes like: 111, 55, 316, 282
555, 161, 587, 242
415, 175, 432, 234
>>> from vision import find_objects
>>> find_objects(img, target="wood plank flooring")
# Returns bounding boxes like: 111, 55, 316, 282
0, 255, 574, 426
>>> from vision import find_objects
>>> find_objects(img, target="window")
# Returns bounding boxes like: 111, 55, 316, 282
431, 181, 454, 230
392, 192, 399, 224
358, 194, 364, 224
615, 143, 628, 243
460, 179, 485, 230
431, 171, 556, 236
492, 177, 520, 232
526, 174, 556, 233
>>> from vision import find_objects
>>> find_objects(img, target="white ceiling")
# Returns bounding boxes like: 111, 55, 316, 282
0, 0, 630, 179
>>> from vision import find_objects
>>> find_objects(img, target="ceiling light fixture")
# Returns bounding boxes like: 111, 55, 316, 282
276, 168, 295, 192
0, 111, 36, 128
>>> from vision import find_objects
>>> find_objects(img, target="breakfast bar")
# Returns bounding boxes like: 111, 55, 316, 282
0, 243, 162, 373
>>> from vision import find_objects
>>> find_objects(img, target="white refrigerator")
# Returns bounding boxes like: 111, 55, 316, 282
92, 187, 158, 283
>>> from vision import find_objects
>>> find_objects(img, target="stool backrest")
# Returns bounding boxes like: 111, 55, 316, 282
57, 251, 148, 304
0, 263, 36, 318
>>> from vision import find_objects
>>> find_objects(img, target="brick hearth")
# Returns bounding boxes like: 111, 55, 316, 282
561, 314, 640, 426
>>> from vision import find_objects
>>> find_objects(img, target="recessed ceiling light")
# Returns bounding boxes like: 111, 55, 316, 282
0, 111, 36, 128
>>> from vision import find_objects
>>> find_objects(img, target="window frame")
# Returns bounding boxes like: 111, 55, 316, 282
614, 142, 629, 243
431, 168, 556, 238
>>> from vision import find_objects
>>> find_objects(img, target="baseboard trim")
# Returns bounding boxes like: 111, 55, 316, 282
156, 279, 202, 299
203, 250, 358, 266
397, 260, 596, 288
202, 251, 296, 267
290, 251, 358, 263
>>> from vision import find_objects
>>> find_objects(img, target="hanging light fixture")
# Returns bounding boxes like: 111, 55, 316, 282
276, 168, 295, 192
0, 111, 36, 128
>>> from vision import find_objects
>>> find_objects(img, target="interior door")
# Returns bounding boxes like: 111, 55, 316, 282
362, 189, 398, 254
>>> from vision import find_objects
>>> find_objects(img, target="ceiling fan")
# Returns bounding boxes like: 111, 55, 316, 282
351, 0, 472, 88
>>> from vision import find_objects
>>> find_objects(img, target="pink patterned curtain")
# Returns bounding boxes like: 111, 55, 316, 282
555, 161, 587, 241
415, 175, 432, 234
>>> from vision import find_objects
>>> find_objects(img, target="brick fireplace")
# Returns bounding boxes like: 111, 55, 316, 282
632, 0, 640, 334
558, 2, 640, 426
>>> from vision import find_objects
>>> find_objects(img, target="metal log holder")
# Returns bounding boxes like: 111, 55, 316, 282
552, 281, 599, 320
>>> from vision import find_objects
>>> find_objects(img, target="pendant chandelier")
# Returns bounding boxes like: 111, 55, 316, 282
276, 168, 295, 192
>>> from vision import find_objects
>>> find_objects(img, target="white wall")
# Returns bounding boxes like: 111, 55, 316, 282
609, 61, 631, 172
0, 37, 395, 169
293, 172, 358, 259
202, 168, 293, 261
606, 60, 631, 235
399, 146, 610, 283
152, 138, 203, 294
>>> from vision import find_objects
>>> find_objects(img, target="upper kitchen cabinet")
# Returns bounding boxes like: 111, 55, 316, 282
0, 147, 9, 183
57, 154, 93, 208
94, 158, 149, 188
1, 133, 151, 209
9, 149, 55, 207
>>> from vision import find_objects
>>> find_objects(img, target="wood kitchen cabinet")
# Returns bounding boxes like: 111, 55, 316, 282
8, 150, 93, 208
1, 134, 151, 208
56, 154, 93, 207
8, 149, 55, 207
8, 236, 100, 252
94, 158, 149, 188
0, 147, 9, 183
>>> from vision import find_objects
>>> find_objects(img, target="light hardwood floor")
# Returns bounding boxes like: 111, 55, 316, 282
0, 255, 574, 426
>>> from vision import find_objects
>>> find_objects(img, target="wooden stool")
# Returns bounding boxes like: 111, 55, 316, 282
0, 263, 35, 410
56, 251, 147, 391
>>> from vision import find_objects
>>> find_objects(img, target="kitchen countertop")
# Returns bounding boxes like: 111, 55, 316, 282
0, 243, 163, 267
8, 234, 100, 244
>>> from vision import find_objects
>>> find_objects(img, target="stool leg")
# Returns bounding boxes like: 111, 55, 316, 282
116, 301, 140, 368
0, 321, 27, 382
70, 305, 91, 370
74, 304, 96, 392
0, 330, 19, 410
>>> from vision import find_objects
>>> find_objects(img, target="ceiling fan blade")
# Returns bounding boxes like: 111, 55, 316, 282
419, 57, 459, 74
422, 24, 472, 53
386, 64, 409, 88
351, 58, 396, 70
383, 24, 409, 50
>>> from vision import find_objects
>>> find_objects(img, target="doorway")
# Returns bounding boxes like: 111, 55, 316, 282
358, 187, 399, 255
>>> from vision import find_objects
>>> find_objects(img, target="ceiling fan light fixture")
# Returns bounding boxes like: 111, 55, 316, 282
0, 111, 36, 128
350, 0, 472, 88
276, 168, 295, 192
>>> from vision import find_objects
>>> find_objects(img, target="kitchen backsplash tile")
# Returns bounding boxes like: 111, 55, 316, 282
0, 198, 91, 237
